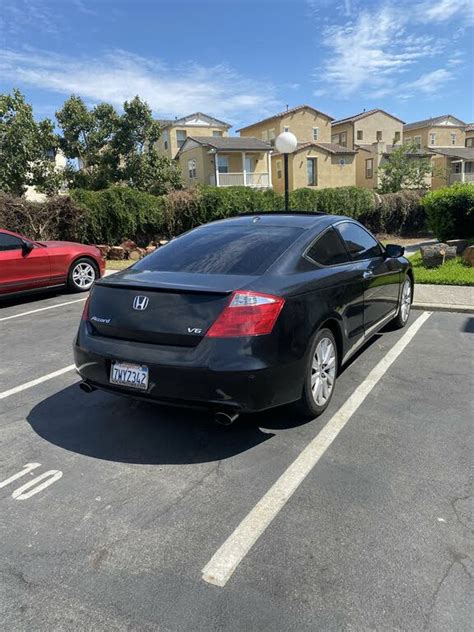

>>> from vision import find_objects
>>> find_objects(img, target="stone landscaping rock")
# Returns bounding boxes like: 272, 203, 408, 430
159, 239, 169, 246
96, 244, 110, 259
108, 246, 125, 260
119, 239, 138, 252
420, 243, 457, 268
128, 247, 146, 261
446, 239, 469, 254
462, 245, 474, 267
145, 245, 157, 255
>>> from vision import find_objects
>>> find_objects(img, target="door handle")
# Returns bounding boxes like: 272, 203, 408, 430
363, 271, 373, 279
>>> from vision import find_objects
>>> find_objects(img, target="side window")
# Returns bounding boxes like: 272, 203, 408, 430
336, 222, 382, 261
0, 232, 24, 252
306, 227, 349, 266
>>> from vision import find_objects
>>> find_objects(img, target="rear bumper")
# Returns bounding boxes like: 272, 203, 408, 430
74, 325, 304, 413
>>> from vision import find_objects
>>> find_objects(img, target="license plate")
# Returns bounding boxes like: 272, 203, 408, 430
110, 362, 149, 390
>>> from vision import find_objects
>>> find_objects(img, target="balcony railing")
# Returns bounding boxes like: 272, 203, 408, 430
450, 173, 474, 184
210, 172, 270, 187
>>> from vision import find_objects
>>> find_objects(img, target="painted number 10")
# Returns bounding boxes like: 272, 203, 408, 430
0, 463, 63, 500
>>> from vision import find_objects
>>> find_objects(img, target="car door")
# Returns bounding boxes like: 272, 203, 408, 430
0, 232, 51, 295
335, 222, 401, 334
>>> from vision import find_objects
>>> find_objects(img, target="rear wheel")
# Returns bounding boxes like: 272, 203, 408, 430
392, 276, 412, 329
68, 258, 98, 293
297, 327, 338, 418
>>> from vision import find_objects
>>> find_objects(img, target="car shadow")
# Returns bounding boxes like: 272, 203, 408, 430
0, 288, 64, 309
27, 384, 275, 465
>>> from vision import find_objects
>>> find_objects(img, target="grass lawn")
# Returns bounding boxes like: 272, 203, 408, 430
105, 260, 134, 271
411, 252, 474, 286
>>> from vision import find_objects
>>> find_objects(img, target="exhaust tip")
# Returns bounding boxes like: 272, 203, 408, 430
79, 381, 96, 394
214, 411, 239, 426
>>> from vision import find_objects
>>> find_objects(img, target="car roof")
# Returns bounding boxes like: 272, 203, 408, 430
210, 212, 347, 230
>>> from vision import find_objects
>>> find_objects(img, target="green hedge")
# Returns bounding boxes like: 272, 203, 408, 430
422, 183, 474, 241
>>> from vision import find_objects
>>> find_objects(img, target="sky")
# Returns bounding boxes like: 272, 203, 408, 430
0, 0, 473, 131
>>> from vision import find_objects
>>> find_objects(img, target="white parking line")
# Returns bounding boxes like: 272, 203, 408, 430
0, 365, 76, 400
0, 298, 87, 322
202, 311, 432, 587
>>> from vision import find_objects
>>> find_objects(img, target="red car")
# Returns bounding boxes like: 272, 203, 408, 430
0, 229, 105, 297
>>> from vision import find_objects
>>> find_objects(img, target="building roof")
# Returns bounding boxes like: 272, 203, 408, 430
237, 105, 334, 132
157, 112, 231, 129
465, 123, 474, 132
273, 141, 357, 156
177, 136, 272, 154
404, 115, 466, 131
429, 147, 474, 160
332, 108, 405, 126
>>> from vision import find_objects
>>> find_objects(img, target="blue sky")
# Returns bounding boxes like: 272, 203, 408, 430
0, 0, 472, 130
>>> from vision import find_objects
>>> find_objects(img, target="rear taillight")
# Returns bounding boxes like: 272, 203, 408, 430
81, 297, 90, 321
206, 291, 285, 338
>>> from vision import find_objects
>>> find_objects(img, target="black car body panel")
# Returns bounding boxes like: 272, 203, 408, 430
74, 213, 412, 412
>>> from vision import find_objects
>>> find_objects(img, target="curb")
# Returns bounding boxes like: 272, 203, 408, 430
412, 302, 474, 314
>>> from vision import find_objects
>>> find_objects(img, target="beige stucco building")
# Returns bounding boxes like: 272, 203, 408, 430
25, 149, 68, 202
176, 136, 273, 189
155, 112, 231, 159
465, 123, 474, 148
238, 105, 356, 191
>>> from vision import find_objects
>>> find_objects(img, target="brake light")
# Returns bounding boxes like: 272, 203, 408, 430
81, 297, 90, 321
206, 291, 285, 338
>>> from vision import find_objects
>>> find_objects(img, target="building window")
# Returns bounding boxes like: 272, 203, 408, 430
331, 134, 339, 144
313, 127, 319, 141
466, 138, 474, 148
212, 130, 223, 137
465, 162, 473, 173
376, 131, 383, 141
365, 158, 373, 179
307, 158, 317, 186
284, 126, 290, 133
217, 155, 229, 174
453, 162, 462, 174
44, 148, 56, 162
429, 133, 436, 145
451, 133, 457, 145
276, 160, 282, 179
394, 131, 401, 143
188, 159, 197, 179
339, 132, 347, 147
413, 136, 421, 149
176, 130, 186, 149
356, 130, 363, 141
163, 130, 169, 150
405, 136, 412, 144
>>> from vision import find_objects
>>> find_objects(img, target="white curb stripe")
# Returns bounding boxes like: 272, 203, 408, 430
0, 365, 76, 400
0, 298, 87, 322
202, 311, 432, 587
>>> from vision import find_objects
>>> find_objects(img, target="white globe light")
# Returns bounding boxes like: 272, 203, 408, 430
275, 131, 298, 154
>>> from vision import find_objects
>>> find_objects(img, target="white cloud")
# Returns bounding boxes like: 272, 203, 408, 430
0, 48, 278, 125
421, 0, 474, 23
401, 68, 455, 96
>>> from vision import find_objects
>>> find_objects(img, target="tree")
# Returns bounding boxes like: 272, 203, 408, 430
0, 89, 61, 196
56, 95, 182, 192
378, 142, 433, 193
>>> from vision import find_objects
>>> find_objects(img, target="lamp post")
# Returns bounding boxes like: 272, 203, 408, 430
275, 131, 297, 211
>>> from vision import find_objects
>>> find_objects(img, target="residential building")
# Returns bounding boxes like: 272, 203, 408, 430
176, 136, 273, 189
155, 112, 231, 159
403, 115, 472, 188
465, 123, 474, 148
332, 109, 405, 189
238, 105, 356, 192
25, 149, 67, 201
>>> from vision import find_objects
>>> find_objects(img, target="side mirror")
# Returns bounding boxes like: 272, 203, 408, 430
22, 240, 34, 254
385, 243, 404, 258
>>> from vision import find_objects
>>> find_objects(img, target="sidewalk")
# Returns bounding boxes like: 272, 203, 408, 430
413, 284, 474, 313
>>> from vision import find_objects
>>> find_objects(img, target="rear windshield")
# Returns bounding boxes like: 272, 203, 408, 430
134, 224, 304, 275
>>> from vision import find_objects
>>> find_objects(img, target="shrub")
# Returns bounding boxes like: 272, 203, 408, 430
422, 183, 474, 241
0, 192, 87, 241
375, 190, 426, 236
71, 186, 165, 244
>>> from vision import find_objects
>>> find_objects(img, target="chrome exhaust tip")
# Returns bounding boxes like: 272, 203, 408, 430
79, 381, 96, 394
214, 411, 239, 426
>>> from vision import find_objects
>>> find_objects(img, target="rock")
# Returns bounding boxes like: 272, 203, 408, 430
420, 243, 457, 268
108, 246, 125, 260
145, 245, 157, 255
462, 245, 474, 267
119, 239, 138, 252
159, 239, 169, 246
96, 244, 110, 259
128, 248, 146, 261
446, 239, 469, 254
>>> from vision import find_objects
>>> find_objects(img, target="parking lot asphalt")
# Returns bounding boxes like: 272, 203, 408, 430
0, 290, 473, 631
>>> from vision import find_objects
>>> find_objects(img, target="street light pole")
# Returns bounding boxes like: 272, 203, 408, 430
275, 131, 298, 212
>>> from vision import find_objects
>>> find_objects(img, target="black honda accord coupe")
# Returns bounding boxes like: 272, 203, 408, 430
74, 212, 413, 423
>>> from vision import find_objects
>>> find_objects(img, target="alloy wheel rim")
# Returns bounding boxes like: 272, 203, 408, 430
311, 337, 336, 406
400, 279, 411, 322
72, 262, 95, 289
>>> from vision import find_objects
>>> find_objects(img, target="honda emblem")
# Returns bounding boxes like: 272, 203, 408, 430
133, 296, 149, 311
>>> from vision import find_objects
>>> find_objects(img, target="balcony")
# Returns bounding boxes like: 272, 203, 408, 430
449, 173, 474, 184
210, 172, 271, 188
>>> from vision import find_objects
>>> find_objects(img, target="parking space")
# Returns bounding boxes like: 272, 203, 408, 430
0, 294, 472, 630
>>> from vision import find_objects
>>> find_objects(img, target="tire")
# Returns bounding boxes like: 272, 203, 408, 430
392, 276, 412, 329
68, 258, 98, 293
297, 327, 338, 418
